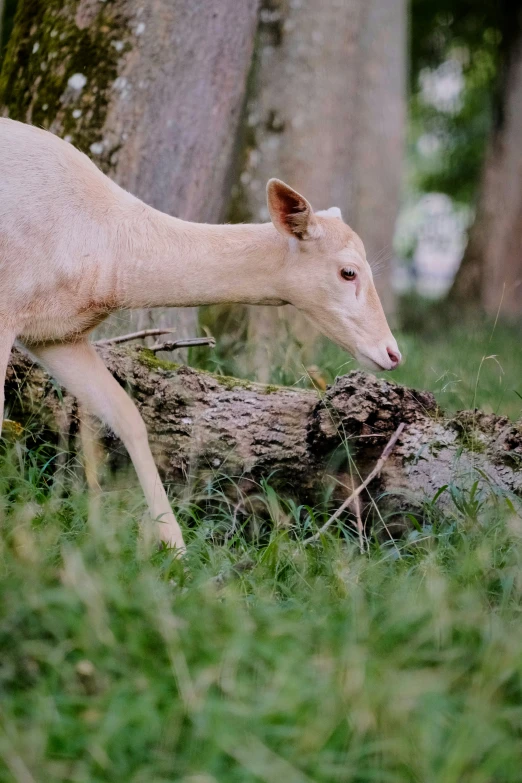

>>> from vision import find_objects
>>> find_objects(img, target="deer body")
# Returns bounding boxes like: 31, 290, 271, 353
1, 118, 400, 551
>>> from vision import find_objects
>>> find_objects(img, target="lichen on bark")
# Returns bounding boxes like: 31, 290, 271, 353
0, 0, 131, 168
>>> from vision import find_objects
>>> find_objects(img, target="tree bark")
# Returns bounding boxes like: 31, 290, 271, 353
5, 346, 521, 524
450, 16, 522, 318
0, 0, 259, 342
233, 0, 406, 380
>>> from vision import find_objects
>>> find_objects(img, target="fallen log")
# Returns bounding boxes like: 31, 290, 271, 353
4, 345, 522, 526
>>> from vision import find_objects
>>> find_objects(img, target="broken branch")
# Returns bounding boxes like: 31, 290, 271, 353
149, 337, 216, 353
95, 328, 178, 346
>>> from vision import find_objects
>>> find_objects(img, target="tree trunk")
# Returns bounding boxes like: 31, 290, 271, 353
0, 0, 259, 343
234, 0, 406, 380
450, 16, 522, 318
5, 346, 521, 525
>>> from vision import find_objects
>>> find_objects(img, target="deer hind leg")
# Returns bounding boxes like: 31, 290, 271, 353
28, 339, 185, 551
0, 331, 16, 439
79, 408, 103, 525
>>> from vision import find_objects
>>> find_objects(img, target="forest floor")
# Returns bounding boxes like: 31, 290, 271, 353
1, 308, 522, 782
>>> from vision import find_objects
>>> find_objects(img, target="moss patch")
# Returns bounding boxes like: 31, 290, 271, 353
137, 349, 180, 374
0, 0, 131, 169
136, 348, 290, 394
136, 347, 251, 386
214, 374, 254, 391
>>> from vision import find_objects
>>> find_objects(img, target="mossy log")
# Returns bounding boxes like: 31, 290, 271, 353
0, 0, 259, 340
5, 346, 522, 525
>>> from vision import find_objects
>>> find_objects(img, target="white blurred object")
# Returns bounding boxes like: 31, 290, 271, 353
393, 58, 469, 298
416, 132, 442, 157
420, 59, 464, 114
395, 194, 471, 298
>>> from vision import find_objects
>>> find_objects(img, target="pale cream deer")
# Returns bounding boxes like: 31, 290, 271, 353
0, 118, 401, 552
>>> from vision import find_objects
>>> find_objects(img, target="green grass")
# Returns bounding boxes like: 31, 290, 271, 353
1, 304, 522, 782
1, 443, 522, 782
391, 314, 522, 420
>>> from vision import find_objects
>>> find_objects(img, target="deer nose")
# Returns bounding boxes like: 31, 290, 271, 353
386, 347, 401, 368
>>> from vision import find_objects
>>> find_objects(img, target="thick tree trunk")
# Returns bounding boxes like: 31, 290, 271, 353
0, 0, 259, 342
5, 346, 521, 524
450, 19, 522, 318
234, 0, 406, 380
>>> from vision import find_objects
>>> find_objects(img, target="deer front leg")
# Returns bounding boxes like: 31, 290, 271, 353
0, 332, 16, 438
28, 339, 185, 551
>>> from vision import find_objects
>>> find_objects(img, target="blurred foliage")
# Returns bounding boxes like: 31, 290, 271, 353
409, 0, 519, 205
411, 0, 513, 77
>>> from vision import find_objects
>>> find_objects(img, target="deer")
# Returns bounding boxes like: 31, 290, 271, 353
0, 118, 401, 552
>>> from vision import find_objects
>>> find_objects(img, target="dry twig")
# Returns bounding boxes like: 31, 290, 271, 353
304, 422, 406, 545
95, 328, 177, 346
352, 494, 366, 554
149, 337, 216, 352
95, 330, 216, 352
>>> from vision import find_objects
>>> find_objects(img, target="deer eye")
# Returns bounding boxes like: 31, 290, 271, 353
340, 268, 357, 281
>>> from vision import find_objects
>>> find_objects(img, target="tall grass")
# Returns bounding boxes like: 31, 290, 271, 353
1, 305, 522, 782
1, 451, 522, 781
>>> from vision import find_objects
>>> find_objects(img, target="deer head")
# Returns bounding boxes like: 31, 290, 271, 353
267, 179, 401, 371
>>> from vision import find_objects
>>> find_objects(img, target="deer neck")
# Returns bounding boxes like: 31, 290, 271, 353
114, 204, 289, 309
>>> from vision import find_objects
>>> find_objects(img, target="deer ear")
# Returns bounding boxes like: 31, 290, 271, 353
266, 179, 321, 240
